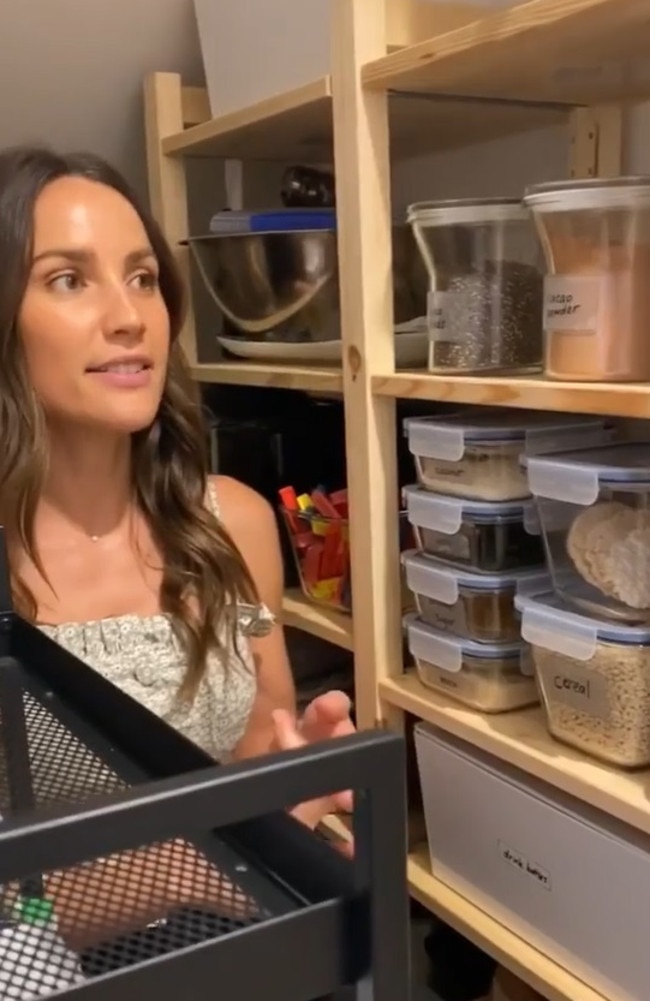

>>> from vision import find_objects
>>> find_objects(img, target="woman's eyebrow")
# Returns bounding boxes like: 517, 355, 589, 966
32, 246, 155, 266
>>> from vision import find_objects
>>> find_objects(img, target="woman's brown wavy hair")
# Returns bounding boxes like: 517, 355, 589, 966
0, 145, 259, 696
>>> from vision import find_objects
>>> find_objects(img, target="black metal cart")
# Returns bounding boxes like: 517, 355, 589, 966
0, 532, 411, 1001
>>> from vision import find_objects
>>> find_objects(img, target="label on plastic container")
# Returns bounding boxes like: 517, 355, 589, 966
548, 662, 608, 718
427, 290, 463, 343
543, 275, 601, 331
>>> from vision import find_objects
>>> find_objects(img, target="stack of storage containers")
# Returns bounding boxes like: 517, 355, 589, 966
402, 410, 611, 715
517, 441, 650, 768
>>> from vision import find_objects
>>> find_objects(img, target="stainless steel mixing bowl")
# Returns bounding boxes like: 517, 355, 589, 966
183, 226, 427, 343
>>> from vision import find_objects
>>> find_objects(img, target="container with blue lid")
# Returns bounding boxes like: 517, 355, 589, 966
403, 550, 546, 643
525, 441, 650, 624
403, 410, 610, 502
403, 484, 542, 572
514, 588, 650, 767
404, 612, 537, 713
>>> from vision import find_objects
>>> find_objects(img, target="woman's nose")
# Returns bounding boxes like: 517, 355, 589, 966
100, 284, 145, 340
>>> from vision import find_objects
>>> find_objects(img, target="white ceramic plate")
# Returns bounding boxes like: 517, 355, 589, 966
217, 328, 428, 367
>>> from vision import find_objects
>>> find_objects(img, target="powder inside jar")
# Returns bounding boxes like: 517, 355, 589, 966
542, 236, 650, 381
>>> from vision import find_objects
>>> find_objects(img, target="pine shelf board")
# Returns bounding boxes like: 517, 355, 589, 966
189, 362, 342, 393
380, 673, 650, 837
371, 370, 650, 419
281, 589, 353, 651
362, 0, 650, 107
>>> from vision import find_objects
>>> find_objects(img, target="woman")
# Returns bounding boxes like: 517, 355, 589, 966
0, 145, 354, 948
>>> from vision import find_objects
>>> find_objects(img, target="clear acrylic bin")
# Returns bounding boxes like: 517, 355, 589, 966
403, 484, 543, 571
404, 410, 610, 502
407, 198, 543, 374
517, 588, 650, 768
404, 613, 537, 713
526, 441, 650, 623
524, 177, 650, 382
402, 551, 546, 643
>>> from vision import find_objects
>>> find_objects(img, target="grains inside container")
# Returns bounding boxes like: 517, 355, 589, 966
405, 613, 538, 713
403, 551, 545, 643
407, 198, 543, 375
404, 485, 543, 572
405, 410, 611, 503
517, 589, 650, 768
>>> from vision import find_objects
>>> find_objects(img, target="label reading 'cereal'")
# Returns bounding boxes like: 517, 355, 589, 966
543, 275, 601, 332
548, 661, 608, 718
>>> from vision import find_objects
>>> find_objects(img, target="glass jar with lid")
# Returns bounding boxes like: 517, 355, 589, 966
524, 177, 650, 382
407, 198, 543, 374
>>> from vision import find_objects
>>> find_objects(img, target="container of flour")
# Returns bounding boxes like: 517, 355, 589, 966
526, 441, 650, 623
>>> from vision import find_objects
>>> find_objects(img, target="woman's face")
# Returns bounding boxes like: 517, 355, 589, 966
18, 176, 170, 435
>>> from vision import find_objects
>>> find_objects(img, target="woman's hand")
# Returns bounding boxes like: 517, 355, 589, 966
272, 690, 355, 837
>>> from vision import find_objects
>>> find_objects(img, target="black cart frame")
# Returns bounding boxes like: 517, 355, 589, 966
0, 531, 410, 1001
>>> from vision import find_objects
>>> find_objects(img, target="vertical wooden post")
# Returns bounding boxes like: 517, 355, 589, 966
331, 0, 403, 730
143, 72, 197, 365
569, 104, 623, 179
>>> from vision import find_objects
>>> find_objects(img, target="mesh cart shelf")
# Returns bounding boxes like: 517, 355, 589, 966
0, 532, 410, 1001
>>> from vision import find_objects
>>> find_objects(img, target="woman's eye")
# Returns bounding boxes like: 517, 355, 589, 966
131, 271, 159, 291
48, 272, 82, 292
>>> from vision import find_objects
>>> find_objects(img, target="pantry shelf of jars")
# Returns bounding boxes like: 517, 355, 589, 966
144, 2, 650, 999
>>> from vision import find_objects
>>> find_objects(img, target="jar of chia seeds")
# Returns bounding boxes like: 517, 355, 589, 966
407, 198, 543, 375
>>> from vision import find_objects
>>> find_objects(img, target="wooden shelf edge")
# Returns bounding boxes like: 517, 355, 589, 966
190, 362, 343, 393
372, 371, 650, 418
380, 674, 650, 837
282, 589, 353, 651
163, 76, 332, 156
408, 848, 608, 1001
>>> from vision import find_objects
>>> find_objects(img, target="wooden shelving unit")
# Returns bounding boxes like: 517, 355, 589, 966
281, 589, 353, 651
190, 361, 343, 393
143, 2, 650, 998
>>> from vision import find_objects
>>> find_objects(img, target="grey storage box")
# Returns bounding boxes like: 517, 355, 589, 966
415, 723, 650, 1001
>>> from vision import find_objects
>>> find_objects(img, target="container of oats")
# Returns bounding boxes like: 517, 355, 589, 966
402, 551, 547, 643
403, 484, 543, 571
525, 441, 650, 623
524, 177, 650, 382
404, 410, 611, 502
516, 588, 650, 767
405, 613, 536, 713
407, 198, 543, 374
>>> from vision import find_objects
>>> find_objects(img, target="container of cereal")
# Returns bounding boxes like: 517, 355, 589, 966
525, 441, 650, 623
404, 410, 610, 501
405, 613, 536, 712
407, 198, 543, 374
516, 588, 650, 767
403, 484, 543, 571
524, 177, 650, 382
402, 551, 546, 643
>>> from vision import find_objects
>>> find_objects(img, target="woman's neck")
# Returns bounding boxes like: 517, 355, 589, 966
39, 427, 134, 542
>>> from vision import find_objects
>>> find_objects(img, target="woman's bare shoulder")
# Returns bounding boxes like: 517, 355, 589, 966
208, 476, 283, 609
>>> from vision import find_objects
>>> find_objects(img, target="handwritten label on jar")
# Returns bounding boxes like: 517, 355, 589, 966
427, 290, 463, 343
543, 276, 601, 331
549, 662, 608, 719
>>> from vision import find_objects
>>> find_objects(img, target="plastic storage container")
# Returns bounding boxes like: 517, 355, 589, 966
403, 551, 546, 643
526, 441, 650, 623
404, 613, 537, 713
516, 589, 650, 768
407, 199, 543, 374
403, 485, 543, 571
524, 177, 650, 382
404, 410, 610, 502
